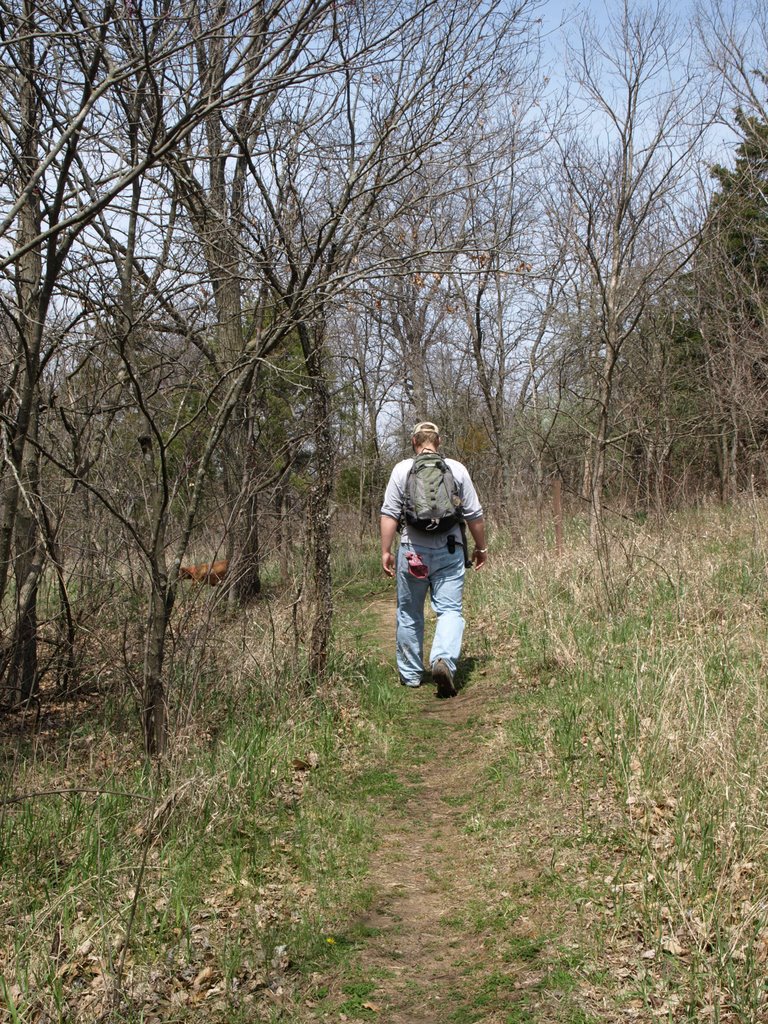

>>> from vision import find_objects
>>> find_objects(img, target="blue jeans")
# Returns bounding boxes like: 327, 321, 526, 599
396, 541, 466, 686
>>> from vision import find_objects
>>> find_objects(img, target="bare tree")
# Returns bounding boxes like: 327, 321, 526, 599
444, 95, 557, 510
220, 0, 540, 677
0, 0, 328, 715
0, 0, 543, 746
697, 0, 768, 126
550, 0, 712, 541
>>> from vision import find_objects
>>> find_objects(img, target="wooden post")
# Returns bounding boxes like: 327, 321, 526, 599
553, 478, 563, 558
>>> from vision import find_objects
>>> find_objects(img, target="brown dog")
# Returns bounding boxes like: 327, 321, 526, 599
178, 559, 229, 585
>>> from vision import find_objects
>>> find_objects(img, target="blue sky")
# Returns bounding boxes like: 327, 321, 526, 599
536, 0, 740, 164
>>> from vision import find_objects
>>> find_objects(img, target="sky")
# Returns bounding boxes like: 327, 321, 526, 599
536, 0, 742, 165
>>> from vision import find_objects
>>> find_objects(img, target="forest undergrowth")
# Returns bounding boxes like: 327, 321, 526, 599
3, 501, 768, 1022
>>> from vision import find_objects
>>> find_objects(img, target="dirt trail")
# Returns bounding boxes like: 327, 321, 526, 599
343, 598, 521, 1023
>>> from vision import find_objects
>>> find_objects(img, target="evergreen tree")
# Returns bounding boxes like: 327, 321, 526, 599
693, 107, 768, 497
709, 109, 768, 298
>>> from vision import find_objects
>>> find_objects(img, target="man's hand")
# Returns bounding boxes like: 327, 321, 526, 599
466, 517, 487, 571
380, 515, 399, 578
473, 548, 488, 571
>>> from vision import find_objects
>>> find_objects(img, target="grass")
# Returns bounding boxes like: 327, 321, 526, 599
465, 502, 768, 1022
0, 610, 408, 1022
5, 504, 768, 1021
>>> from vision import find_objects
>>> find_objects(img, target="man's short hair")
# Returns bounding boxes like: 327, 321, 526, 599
412, 421, 440, 446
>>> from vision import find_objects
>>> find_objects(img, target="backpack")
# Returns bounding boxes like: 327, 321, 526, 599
403, 452, 464, 533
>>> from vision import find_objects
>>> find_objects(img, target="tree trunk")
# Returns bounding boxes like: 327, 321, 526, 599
235, 438, 262, 604
3, 6, 45, 704
8, 399, 44, 705
589, 339, 617, 546
143, 575, 173, 757
300, 323, 334, 684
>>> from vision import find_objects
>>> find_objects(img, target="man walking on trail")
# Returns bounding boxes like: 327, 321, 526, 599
380, 422, 487, 698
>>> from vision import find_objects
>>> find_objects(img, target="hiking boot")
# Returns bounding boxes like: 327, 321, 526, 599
400, 677, 421, 688
432, 659, 456, 699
